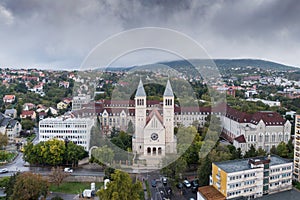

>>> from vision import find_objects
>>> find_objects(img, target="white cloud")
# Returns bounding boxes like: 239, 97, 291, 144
0, 4, 14, 25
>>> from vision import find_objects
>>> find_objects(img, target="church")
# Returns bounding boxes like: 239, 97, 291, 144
132, 79, 177, 157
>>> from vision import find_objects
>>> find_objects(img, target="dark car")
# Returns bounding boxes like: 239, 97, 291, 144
176, 182, 183, 189
191, 179, 199, 192
151, 179, 157, 187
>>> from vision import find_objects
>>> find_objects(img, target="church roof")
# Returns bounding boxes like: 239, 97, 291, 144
163, 79, 174, 97
135, 79, 146, 97
146, 109, 164, 127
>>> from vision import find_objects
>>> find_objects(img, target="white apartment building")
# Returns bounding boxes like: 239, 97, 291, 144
39, 117, 94, 150
211, 155, 293, 199
246, 98, 281, 107
294, 115, 300, 181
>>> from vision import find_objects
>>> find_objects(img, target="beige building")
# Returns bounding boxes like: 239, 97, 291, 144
132, 79, 177, 157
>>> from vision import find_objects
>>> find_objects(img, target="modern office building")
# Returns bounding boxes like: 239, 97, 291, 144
39, 116, 94, 150
210, 155, 293, 199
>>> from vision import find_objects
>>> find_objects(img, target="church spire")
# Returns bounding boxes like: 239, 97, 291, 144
163, 79, 174, 97
135, 79, 146, 97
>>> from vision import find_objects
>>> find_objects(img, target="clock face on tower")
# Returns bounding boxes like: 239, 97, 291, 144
151, 133, 159, 141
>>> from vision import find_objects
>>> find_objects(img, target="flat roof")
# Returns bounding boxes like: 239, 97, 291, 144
213, 155, 292, 173
198, 186, 225, 200
258, 189, 300, 200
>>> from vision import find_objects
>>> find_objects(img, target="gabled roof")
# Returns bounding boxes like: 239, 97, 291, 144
163, 79, 174, 97
146, 109, 164, 127
234, 135, 246, 143
135, 79, 146, 97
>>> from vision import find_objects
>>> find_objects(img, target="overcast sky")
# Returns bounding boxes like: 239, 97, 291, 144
0, 0, 299, 69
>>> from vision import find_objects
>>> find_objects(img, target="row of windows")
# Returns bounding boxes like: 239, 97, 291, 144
40, 124, 87, 128
40, 130, 87, 134
270, 173, 291, 180
40, 135, 87, 139
248, 133, 289, 143
269, 180, 291, 187
229, 173, 255, 181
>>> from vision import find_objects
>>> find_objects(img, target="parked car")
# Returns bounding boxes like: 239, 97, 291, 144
0, 168, 8, 173
176, 182, 183, 189
64, 168, 73, 173
161, 177, 167, 185
151, 179, 157, 187
183, 180, 191, 188
191, 179, 199, 192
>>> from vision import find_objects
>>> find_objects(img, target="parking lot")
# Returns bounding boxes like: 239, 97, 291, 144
147, 174, 197, 200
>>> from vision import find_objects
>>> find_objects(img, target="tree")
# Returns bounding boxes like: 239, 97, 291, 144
276, 142, 289, 158
21, 119, 35, 131
64, 141, 87, 167
49, 166, 69, 188
126, 120, 134, 135
4, 172, 20, 198
97, 170, 143, 200
244, 145, 258, 158
270, 145, 277, 155
256, 148, 267, 156
161, 156, 187, 181
92, 145, 114, 165
0, 133, 8, 149
10, 172, 48, 200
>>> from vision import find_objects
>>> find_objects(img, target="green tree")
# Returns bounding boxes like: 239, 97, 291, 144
64, 141, 87, 167
126, 120, 134, 135
41, 139, 66, 165
92, 145, 115, 165
97, 170, 143, 200
276, 142, 289, 158
161, 156, 187, 181
256, 148, 267, 156
0, 133, 8, 149
244, 145, 258, 158
21, 119, 35, 131
10, 172, 48, 200
270, 145, 277, 155
4, 172, 20, 198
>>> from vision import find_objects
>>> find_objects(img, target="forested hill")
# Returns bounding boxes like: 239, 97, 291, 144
158, 59, 298, 71
103, 59, 298, 72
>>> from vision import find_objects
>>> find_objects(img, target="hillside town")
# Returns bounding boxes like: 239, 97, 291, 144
0, 64, 300, 200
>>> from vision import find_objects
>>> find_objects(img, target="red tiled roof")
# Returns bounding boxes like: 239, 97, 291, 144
21, 110, 35, 116
234, 135, 246, 143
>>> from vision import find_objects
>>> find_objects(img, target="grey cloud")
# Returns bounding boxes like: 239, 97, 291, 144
0, 0, 299, 68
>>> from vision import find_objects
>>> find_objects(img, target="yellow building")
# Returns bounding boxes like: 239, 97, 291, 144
57, 101, 68, 110
211, 155, 292, 199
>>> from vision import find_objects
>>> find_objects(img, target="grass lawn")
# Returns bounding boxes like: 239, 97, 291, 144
0, 151, 17, 162
49, 182, 103, 194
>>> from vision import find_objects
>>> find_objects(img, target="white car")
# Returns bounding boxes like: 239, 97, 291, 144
64, 168, 73, 173
0, 168, 8, 173
183, 180, 191, 188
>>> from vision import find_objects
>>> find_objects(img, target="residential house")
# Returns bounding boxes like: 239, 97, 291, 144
0, 113, 22, 143
4, 109, 17, 118
3, 95, 15, 103
20, 110, 36, 120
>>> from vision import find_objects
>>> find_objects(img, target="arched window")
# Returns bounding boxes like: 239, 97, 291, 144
147, 147, 151, 155
158, 147, 162, 155
153, 147, 157, 155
